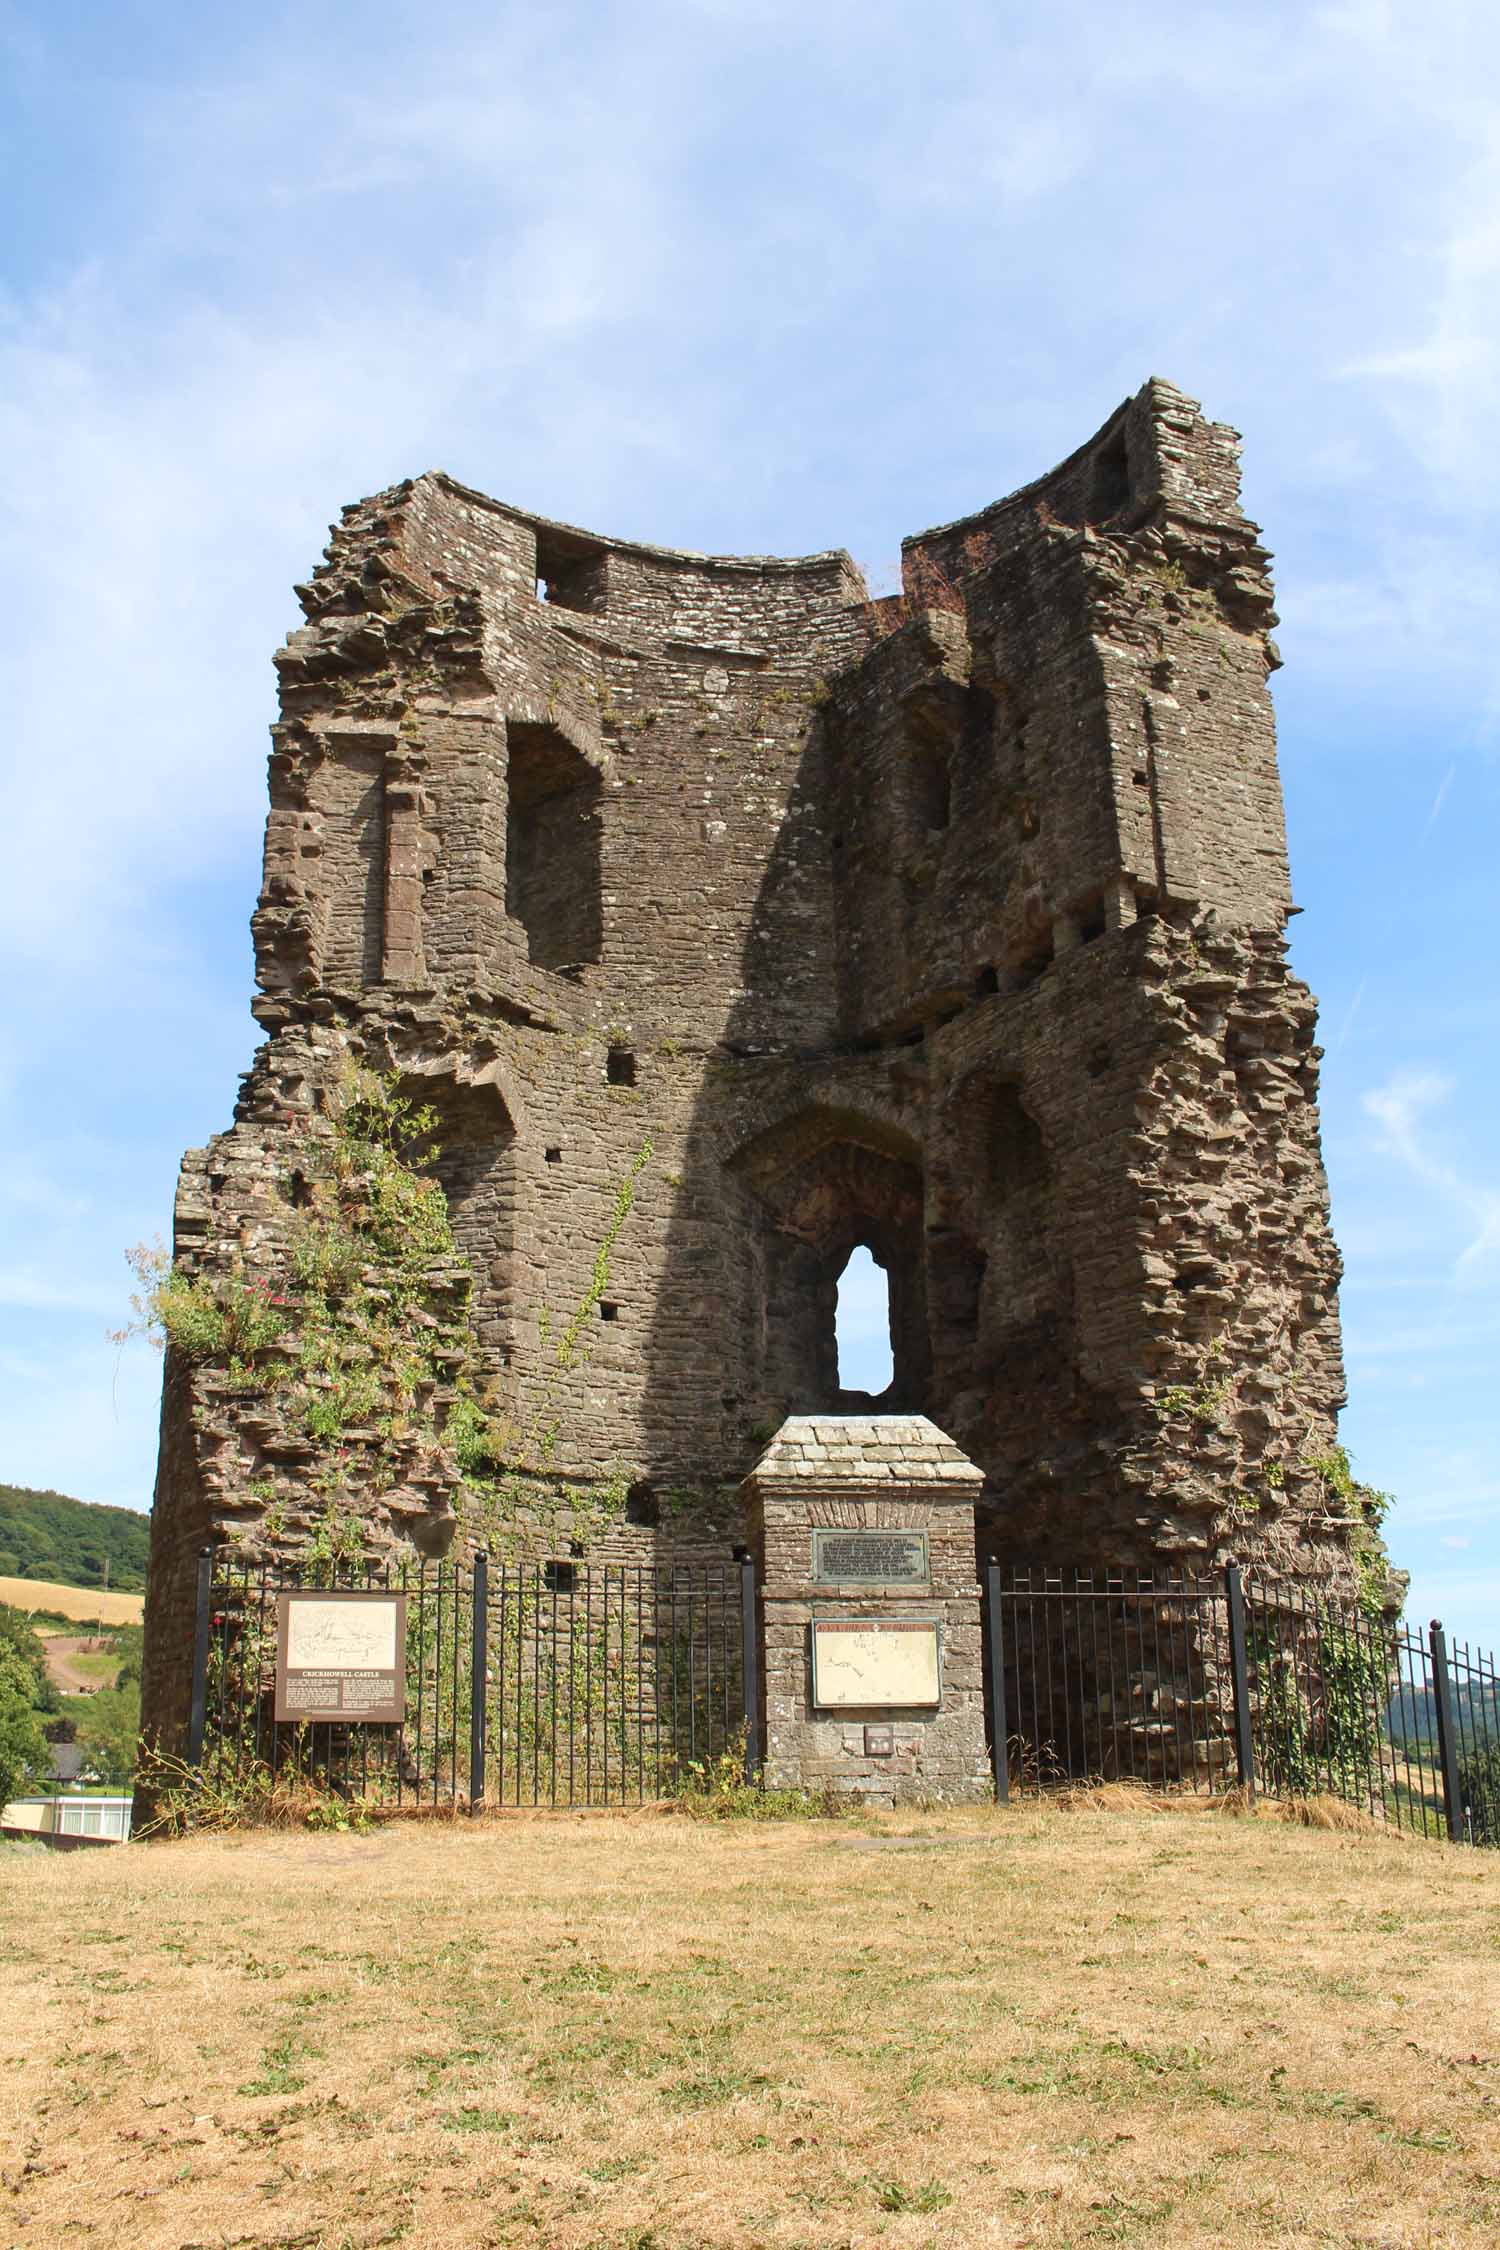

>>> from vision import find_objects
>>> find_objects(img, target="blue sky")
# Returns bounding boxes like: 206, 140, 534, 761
1, 0, 1495, 1642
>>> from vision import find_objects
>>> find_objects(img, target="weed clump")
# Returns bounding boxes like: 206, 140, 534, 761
669, 1747, 856, 1823
136, 1748, 377, 1838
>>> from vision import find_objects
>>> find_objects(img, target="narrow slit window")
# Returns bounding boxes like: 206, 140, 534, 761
834, 1245, 894, 1397
910, 741, 951, 831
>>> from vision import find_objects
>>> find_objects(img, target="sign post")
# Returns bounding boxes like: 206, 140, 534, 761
274, 1590, 407, 1724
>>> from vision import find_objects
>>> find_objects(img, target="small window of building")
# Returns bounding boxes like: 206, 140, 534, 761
626, 1480, 659, 1527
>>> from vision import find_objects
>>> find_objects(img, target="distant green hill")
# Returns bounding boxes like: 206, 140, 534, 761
0, 1484, 150, 1593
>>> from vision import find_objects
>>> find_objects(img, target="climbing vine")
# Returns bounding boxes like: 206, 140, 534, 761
121, 1070, 656, 1571
1302, 1445, 1394, 1617
1252, 1611, 1393, 1802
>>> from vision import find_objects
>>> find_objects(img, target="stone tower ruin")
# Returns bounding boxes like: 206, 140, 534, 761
141, 379, 1390, 1750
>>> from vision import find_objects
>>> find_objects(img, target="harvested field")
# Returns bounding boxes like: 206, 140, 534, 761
39, 1634, 122, 1692
2, 1796, 1498, 2247
0, 1575, 144, 1626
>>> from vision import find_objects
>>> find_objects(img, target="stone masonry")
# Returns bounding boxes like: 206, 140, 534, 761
745, 1416, 990, 1806
141, 377, 1395, 1754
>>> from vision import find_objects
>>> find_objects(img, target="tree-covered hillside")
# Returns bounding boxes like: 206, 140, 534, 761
0, 1485, 149, 1592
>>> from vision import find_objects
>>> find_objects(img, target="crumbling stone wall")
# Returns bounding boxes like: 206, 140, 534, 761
142, 378, 1393, 1756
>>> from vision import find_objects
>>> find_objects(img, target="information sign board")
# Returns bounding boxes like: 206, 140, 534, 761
274, 1590, 406, 1723
810, 1618, 941, 1710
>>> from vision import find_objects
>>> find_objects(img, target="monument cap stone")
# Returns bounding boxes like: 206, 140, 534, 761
745, 1414, 987, 1493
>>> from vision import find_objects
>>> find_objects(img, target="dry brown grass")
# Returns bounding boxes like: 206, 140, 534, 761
0, 1576, 144, 1626
3, 1796, 1499, 2247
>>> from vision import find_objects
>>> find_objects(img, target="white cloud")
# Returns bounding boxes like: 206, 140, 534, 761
1340, 131, 1500, 494
1362, 1069, 1500, 1280
0, 1271, 123, 1317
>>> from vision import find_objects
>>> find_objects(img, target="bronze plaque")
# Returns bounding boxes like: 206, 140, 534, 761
811, 1528, 928, 1586
274, 1591, 406, 1723
864, 1724, 894, 1757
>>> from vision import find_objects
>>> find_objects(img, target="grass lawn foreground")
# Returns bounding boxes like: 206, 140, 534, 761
2, 1797, 1498, 2247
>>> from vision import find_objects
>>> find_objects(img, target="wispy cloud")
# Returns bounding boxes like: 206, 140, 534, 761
0, 1271, 123, 1318
1421, 762, 1458, 838
1362, 1070, 1500, 1280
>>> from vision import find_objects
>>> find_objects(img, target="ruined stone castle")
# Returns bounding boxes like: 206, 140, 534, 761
141, 378, 1389, 1748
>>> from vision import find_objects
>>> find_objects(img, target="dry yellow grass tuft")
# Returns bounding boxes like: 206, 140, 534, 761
0, 1574, 144, 1626
2, 1797, 1498, 2247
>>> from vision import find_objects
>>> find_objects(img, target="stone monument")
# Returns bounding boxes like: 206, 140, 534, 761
744, 1415, 990, 1804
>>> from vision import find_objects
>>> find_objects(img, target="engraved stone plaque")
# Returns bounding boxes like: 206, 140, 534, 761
811, 1528, 928, 1586
864, 1724, 894, 1757
810, 1618, 941, 1709
274, 1591, 406, 1723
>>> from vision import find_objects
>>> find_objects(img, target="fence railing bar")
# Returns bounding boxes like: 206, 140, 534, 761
635, 1566, 644, 1804
470, 1553, 487, 1812
739, 1554, 761, 1785
1169, 1593, 1191, 1792
1430, 1621, 1465, 1843
985, 1561, 1008, 1804
412, 1564, 427, 1809
513, 1565, 524, 1808
1084, 1573, 1102, 1782
1395, 1630, 1430, 1838
1065, 1589, 1083, 1779
1225, 1562, 1255, 1799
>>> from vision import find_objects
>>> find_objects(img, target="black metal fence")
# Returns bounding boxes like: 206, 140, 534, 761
187, 1548, 754, 1811
985, 1563, 1500, 1847
478, 1555, 750, 1807
187, 1546, 1500, 1846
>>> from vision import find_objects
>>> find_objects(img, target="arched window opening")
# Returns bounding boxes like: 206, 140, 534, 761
835, 1244, 894, 1398
729, 1109, 930, 1414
